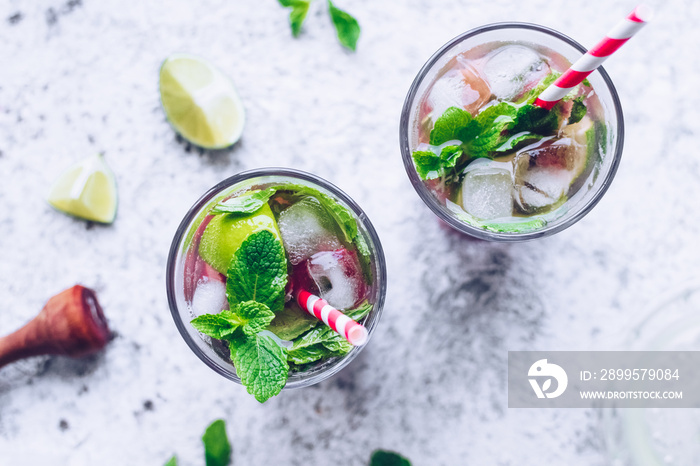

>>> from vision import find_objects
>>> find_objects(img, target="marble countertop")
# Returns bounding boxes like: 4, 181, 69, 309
1, 0, 697, 464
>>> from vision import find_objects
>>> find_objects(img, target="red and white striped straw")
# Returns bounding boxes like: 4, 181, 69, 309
295, 289, 369, 347
534, 4, 654, 110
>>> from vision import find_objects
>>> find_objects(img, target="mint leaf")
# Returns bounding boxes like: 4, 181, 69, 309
164, 456, 178, 466
353, 232, 372, 286
321, 334, 353, 353
522, 72, 561, 104
291, 324, 339, 350
511, 104, 560, 135
467, 103, 518, 156
328, 0, 360, 51
234, 301, 275, 336
266, 303, 319, 340
370, 450, 412, 466
288, 324, 343, 364
474, 102, 517, 127
494, 132, 544, 153
230, 334, 289, 403
287, 344, 331, 365
429, 107, 474, 145
191, 314, 234, 339
226, 230, 288, 312
288, 1, 310, 37
211, 187, 276, 216
192, 302, 274, 339
468, 115, 514, 159
568, 97, 587, 125
439, 145, 462, 168
481, 217, 547, 233
277, 0, 311, 37
202, 419, 232, 466
412, 150, 441, 180
343, 300, 372, 321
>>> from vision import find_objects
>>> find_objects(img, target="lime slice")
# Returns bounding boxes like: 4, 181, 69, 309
159, 54, 245, 149
199, 203, 281, 274
48, 153, 118, 223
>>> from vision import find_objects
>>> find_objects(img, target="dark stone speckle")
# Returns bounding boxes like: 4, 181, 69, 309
45, 8, 58, 26
8, 12, 23, 25
59, 419, 69, 431
37, 353, 104, 379
143, 400, 154, 411
62, 0, 83, 14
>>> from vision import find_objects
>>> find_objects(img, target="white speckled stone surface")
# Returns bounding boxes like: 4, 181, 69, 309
1, 0, 698, 464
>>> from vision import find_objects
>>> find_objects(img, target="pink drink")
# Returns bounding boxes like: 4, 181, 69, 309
167, 169, 386, 399
401, 24, 623, 240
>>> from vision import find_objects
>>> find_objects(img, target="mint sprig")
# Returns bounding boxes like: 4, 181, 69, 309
192, 230, 289, 403
164, 456, 178, 466
210, 188, 276, 216
226, 230, 287, 313
202, 419, 232, 466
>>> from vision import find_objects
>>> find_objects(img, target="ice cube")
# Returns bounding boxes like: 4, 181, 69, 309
278, 197, 342, 265
426, 64, 490, 119
191, 279, 228, 318
482, 45, 550, 101
513, 139, 584, 213
460, 158, 514, 220
306, 249, 365, 310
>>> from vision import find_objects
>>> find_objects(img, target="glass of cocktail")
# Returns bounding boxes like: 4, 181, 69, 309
400, 23, 625, 240
166, 168, 386, 402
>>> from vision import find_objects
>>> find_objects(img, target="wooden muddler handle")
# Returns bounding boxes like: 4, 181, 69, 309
0, 285, 111, 369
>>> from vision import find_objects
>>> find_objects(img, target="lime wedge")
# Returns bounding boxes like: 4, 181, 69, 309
48, 153, 118, 224
159, 54, 245, 149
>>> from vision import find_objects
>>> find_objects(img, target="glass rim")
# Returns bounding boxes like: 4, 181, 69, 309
165, 167, 387, 389
399, 22, 625, 241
